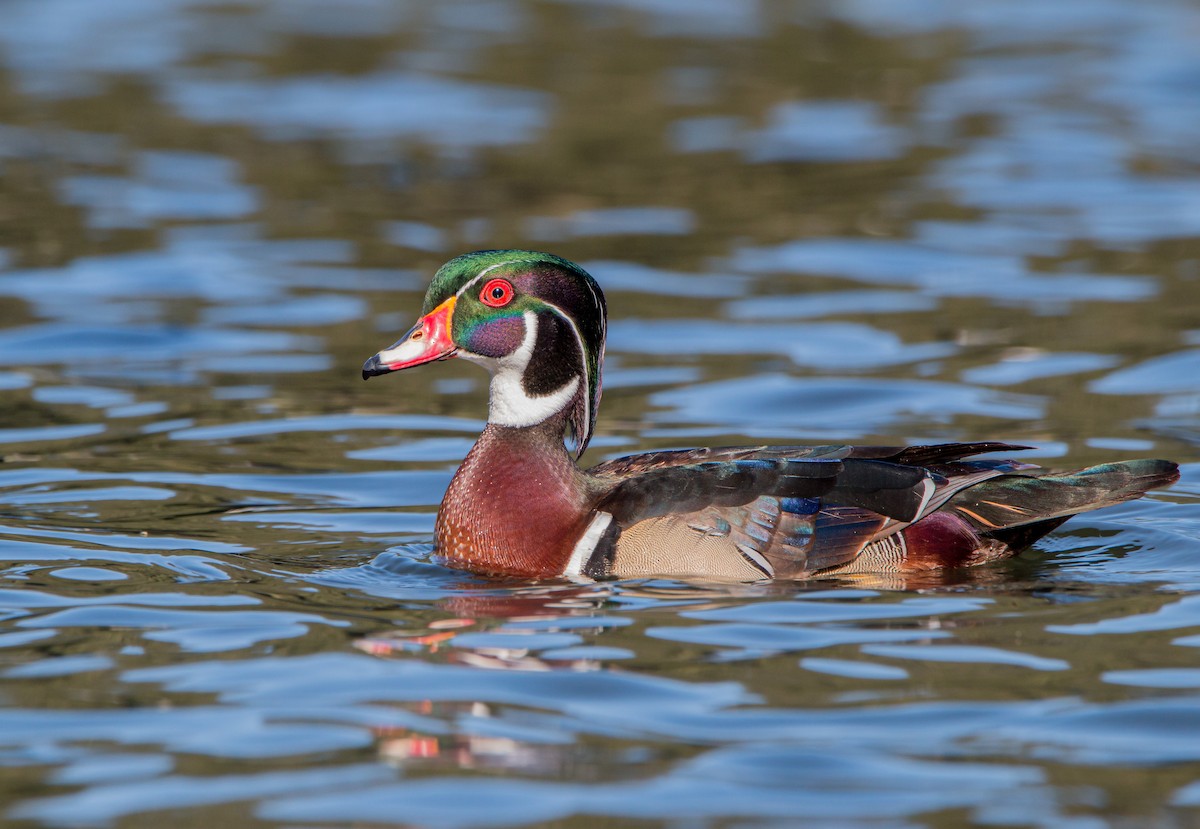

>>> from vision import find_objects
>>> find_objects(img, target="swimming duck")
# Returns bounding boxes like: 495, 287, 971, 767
362, 250, 1179, 581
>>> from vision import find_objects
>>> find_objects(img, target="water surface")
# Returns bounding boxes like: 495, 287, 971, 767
1, 1, 1199, 827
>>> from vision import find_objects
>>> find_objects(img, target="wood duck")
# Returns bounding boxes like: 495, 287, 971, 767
362, 250, 1179, 582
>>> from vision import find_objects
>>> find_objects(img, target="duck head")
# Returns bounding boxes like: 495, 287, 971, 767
363, 250, 606, 457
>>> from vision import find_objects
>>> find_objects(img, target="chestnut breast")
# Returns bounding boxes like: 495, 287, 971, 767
436, 424, 592, 578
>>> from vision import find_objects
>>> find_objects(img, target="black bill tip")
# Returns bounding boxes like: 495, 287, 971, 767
361, 354, 388, 380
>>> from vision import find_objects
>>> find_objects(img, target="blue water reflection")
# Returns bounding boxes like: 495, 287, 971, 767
732, 238, 1157, 305
0, 0, 1198, 826
648, 374, 1042, 438
61, 151, 258, 230
166, 72, 550, 146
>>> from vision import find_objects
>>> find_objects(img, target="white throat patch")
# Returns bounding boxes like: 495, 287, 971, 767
460, 310, 580, 428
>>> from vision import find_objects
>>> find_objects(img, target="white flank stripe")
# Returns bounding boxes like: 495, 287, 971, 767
565, 511, 612, 580
736, 543, 775, 577
914, 475, 937, 520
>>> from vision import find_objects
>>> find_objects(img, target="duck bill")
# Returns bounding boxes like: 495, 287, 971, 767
362, 296, 458, 380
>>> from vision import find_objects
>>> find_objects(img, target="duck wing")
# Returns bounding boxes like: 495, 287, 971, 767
588, 442, 1032, 526
587, 441, 1029, 475
592, 457, 844, 525
580, 442, 1050, 580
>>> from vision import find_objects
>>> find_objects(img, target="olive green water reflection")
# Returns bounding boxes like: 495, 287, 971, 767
0, 1, 1199, 827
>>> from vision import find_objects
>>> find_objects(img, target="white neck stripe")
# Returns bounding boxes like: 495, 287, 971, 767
464, 311, 581, 429
452, 262, 595, 435
538, 297, 593, 446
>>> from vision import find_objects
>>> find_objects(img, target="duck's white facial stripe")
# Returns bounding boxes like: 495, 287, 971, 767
454, 258, 538, 303
461, 310, 580, 428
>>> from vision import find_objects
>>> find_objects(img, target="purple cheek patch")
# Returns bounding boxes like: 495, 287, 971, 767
464, 314, 525, 358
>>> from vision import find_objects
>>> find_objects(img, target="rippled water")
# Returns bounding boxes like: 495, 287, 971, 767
1, 1, 1199, 826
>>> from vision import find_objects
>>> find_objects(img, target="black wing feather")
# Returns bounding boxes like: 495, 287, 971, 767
596, 458, 842, 526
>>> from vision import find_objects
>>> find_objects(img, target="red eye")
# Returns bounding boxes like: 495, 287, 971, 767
480, 278, 514, 307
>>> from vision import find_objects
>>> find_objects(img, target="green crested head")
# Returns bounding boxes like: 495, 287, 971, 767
389, 250, 607, 457
421, 250, 587, 311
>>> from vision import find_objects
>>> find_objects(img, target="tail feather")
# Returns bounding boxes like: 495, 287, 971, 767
893, 441, 1034, 466
983, 516, 1071, 552
946, 459, 1179, 532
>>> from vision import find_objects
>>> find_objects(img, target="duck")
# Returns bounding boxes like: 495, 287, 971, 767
362, 249, 1179, 582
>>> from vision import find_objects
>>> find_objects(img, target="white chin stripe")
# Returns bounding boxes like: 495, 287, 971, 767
491, 373, 579, 428
469, 311, 581, 428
